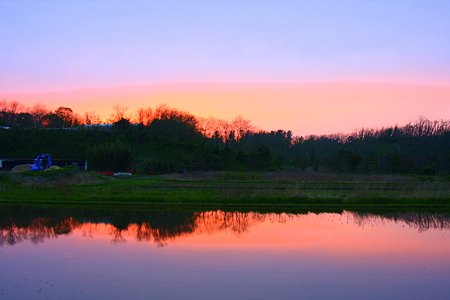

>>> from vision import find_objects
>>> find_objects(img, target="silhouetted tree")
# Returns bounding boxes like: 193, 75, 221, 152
135, 107, 153, 126
42, 113, 64, 128
55, 107, 74, 128
16, 113, 34, 128
109, 104, 129, 123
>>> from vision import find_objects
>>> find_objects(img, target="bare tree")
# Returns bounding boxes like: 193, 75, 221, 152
231, 115, 254, 140
30, 103, 49, 128
218, 119, 233, 142
71, 113, 83, 127
109, 104, 129, 123
198, 116, 221, 138
135, 107, 153, 126
0, 99, 7, 112
84, 111, 102, 125
1, 100, 26, 126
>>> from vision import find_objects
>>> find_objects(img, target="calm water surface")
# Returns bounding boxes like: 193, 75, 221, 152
1, 206, 449, 300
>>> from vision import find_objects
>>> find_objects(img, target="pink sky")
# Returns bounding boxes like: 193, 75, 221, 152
2, 2, 450, 136
2, 81, 449, 136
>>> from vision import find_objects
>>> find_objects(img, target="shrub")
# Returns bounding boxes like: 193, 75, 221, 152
88, 139, 133, 172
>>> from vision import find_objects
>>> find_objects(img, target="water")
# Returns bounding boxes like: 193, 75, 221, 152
1, 206, 449, 299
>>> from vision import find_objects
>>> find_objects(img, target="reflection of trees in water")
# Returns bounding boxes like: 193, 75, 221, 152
1, 206, 449, 247
110, 227, 127, 245
133, 222, 194, 247
83, 211, 281, 246
108, 211, 198, 247
193, 211, 289, 236
0, 217, 82, 246
0, 207, 199, 247
346, 211, 450, 232
0, 208, 282, 247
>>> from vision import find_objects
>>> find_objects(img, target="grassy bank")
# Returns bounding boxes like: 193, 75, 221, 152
1, 169, 449, 212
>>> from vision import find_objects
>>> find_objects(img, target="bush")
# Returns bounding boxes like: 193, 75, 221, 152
88, 139, 133, 172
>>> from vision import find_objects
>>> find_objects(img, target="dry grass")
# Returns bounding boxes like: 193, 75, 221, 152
160, 171, 217, 181
5, 171, 106, 186
143, 171, 450, 200
261, 170, 419, 183
161, 170, 419, 183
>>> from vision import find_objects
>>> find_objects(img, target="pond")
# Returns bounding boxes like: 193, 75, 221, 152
1, 206, 449, 300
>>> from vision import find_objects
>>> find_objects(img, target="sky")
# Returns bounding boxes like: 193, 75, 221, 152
1, 0, 450, 136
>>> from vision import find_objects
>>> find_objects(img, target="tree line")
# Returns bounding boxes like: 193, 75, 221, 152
1, 99, 450, 176
0, 100, 254, 142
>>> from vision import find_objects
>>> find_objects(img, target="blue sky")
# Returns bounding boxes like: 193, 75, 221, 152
1, 0, 450, 92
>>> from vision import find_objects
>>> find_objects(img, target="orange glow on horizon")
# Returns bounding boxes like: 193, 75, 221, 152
2, 81, 449, 136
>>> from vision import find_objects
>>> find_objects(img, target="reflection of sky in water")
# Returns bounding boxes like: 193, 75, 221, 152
1, 210, 449, 299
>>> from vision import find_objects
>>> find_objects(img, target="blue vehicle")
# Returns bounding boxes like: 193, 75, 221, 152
30, 154, 52, 171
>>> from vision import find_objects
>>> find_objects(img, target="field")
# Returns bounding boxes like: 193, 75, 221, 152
1, 168, 450, 212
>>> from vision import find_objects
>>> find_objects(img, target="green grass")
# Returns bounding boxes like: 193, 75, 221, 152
1, 171, 450, 212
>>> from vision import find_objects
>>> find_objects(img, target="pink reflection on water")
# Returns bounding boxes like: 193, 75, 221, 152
2, 210, 449, 300
62, 211, 449, 258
